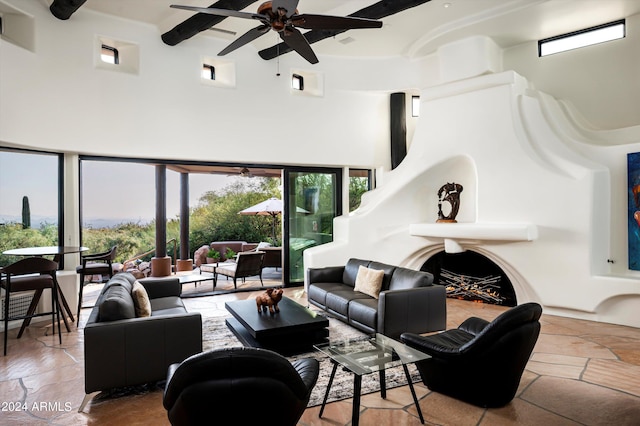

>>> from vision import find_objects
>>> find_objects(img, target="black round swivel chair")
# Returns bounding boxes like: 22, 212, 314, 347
163, 347, 320, 426
401, 302, 542, 407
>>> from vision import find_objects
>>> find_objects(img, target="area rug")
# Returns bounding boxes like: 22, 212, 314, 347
202, 314, 422, 407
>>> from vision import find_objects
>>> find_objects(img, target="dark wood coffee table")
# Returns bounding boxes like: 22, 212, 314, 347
225, 296, 329, 355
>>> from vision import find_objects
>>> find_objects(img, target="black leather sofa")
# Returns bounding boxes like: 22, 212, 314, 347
307, 258, 446, 339
81, 273, 202, 411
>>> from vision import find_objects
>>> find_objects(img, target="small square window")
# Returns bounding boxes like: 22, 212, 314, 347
412, 96, 420, 117
202, 64, 215, 80
292, 74, 304, 91
101, 44, 119, 65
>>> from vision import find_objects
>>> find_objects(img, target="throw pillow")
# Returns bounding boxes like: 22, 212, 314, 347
132, 280, 152, 318
256, 241, 272, 250
354, 265, 385, 299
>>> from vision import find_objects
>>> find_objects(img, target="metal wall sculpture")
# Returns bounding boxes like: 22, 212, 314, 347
437, 182, 463, 223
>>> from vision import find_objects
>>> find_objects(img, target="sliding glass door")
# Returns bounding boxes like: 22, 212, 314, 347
284, 168, 342, 286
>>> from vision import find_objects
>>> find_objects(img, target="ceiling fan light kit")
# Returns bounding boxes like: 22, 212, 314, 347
170, 0, 383, 64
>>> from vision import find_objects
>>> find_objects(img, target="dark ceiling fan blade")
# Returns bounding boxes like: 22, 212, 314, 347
219, 24, 270, 56
260, 0, 433, 61
162, 0, 258, 46
271, 0, 299, 18
291, 14, 382, 30
170, 5, 265, 21
280, 27, 318, 64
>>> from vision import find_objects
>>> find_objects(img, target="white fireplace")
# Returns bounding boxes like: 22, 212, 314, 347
305, 36, 640, 329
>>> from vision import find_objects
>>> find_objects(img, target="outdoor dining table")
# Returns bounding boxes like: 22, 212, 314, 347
2, 246, 88, 330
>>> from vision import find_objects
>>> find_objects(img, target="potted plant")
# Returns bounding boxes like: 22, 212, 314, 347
225, 247, 236, 262
206, 249, 220, 264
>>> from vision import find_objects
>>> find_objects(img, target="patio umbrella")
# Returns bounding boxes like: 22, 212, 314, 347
238, 198, 284, 243
239, 197, 307, 243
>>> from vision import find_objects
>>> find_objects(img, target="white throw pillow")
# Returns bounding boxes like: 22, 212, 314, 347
354, 265, 384, 299
132, 280, 152, 317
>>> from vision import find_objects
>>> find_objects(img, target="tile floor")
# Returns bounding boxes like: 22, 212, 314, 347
1, 284, 639, 425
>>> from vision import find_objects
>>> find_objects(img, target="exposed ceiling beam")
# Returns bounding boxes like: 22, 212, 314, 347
162, 0, 258, 46
259, 0, 433, 60
49, 0, 87, 20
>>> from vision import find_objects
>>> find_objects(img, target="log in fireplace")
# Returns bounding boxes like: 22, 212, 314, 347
420, 251, 516, 306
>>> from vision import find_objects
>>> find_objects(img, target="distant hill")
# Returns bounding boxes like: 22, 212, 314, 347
0, 215, 151, 229
82, 217, 152, 228
0, 215, 58, 228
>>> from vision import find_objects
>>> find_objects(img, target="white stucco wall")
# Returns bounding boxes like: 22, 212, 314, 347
0, 1, 428, 169
306, 36, 640, 328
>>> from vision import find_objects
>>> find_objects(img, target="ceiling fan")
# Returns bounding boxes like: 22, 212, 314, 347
170, 1, 383, 64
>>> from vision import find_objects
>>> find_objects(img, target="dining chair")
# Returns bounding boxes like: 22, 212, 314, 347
75, 245, 117, 320
1, 257, 62, 356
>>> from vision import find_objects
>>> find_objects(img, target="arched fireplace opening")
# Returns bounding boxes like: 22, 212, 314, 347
420, 250, 517, 307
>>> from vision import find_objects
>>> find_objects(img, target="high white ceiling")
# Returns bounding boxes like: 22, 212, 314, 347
81, 0, 640, 59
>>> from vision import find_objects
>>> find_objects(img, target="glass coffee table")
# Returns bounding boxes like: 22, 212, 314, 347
314, 333, 429, 426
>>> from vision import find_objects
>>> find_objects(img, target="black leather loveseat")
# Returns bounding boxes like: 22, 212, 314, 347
307, 258, 446, 339
81, 273, 202, 411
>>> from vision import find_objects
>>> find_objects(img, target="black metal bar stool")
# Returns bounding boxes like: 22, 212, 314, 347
1, 257, 62, 356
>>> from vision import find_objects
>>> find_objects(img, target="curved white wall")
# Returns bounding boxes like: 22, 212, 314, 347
306, 36, 640, 328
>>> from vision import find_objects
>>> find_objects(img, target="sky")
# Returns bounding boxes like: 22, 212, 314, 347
0, 152, 248, 226
81, 161, 239, 223
0, 150, 58, 221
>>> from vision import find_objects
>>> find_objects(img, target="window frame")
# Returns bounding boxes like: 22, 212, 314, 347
291, 74, 304, 91
101, 44, 120, 65
538, 19, 626, 57
0, 146, 64, 267
202, 64, 216, 80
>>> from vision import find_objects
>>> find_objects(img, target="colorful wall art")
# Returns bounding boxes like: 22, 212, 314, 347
627, 153, 640, 270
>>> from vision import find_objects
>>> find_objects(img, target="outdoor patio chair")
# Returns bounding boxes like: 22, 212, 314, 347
215, 251, 265, 289
75, 245, 117, 319
1, 257, 62, 356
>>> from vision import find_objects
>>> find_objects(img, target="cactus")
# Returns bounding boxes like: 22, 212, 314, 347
22, 196, 31, 229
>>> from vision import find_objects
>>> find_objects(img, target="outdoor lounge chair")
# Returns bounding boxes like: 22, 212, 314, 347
215, 251, 265, 289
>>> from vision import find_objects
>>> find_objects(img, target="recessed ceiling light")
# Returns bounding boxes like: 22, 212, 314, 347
443, 2, 452, 8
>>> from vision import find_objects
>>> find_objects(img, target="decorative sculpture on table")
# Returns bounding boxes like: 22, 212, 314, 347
437, 182, 463, 223
256, 288, 284, 314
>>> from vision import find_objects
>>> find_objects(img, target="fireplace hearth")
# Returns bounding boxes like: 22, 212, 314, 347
420, 251, 516, 306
